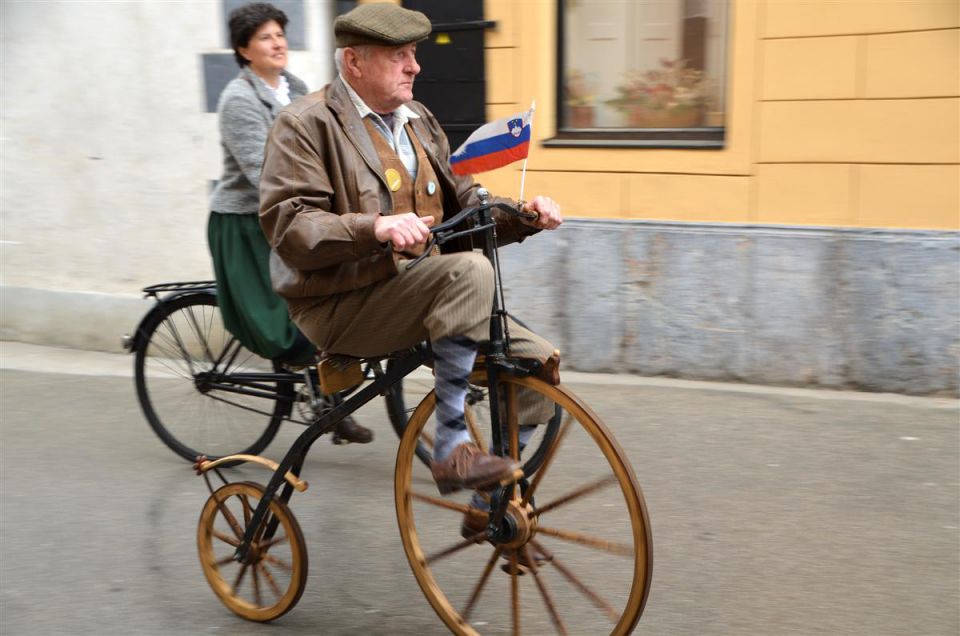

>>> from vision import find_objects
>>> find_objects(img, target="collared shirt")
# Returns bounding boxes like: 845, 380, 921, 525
340, 74, 419, 179
267, 74, 291, 106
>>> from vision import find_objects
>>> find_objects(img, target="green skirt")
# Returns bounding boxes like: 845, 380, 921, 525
207, 212, 315, 365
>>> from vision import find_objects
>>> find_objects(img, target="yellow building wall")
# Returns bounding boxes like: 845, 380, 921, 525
477, 0, 959, 230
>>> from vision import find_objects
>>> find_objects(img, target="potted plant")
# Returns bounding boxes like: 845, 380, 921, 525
564, 69, 596, 128
607, 58, 705, 128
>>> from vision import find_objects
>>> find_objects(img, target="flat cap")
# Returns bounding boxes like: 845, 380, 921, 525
334, 3, 431, 48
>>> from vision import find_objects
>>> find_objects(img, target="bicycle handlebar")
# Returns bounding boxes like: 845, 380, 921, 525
428, 200, 537, 237
405, 197, 537, 269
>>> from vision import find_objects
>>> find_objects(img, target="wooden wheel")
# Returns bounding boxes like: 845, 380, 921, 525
197, 481, 307, 622
394, 372, 653, 635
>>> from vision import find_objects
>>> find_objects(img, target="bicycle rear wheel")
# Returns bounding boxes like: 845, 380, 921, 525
134, 293, 291, 462
395, 371, 653, 635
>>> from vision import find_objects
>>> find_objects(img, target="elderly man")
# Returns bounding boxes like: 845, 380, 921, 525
259, 2, 562, 495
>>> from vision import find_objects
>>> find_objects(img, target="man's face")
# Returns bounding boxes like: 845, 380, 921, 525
348, 42, 420, 112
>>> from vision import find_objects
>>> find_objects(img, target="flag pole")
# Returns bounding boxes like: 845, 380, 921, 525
518, 100, 536, 206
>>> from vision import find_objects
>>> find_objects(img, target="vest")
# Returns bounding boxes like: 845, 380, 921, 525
363, 118, 444, 259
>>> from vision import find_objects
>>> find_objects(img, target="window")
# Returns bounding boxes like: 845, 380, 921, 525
551, 0, 729, 148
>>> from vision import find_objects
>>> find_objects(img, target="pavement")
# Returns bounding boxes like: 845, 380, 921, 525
1, 340, 958, 635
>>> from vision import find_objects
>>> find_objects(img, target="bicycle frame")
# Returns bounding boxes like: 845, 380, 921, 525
231, 193, 546, 563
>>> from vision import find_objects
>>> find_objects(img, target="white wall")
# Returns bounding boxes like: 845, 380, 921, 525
0, 0, 333, 348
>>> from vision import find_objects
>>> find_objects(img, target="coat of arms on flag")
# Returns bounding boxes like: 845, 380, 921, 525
450, 108, 534, 176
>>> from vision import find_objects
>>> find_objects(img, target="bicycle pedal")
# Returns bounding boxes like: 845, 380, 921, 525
501, 562, 531, 576
330, 434, 351, 446
499, 550, 548, 575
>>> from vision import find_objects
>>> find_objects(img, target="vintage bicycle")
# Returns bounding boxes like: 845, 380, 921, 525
123, 282, 425, 462
139, 190, 653, 634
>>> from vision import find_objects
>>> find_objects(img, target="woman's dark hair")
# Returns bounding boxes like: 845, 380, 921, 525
228, 3, 288, 67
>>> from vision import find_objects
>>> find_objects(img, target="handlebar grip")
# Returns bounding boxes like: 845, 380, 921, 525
516, 201, 539, 222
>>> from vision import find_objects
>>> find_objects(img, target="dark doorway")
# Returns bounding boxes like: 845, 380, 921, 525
403, 0, 494, 151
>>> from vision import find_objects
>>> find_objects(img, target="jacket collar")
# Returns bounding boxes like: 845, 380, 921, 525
327, 77, 386, 186
239, 66, 308, 116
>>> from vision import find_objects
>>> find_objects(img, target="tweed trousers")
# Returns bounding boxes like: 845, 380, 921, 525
287, 251, 555, 425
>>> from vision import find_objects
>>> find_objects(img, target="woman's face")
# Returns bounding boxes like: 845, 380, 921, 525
239, 20, 287, 75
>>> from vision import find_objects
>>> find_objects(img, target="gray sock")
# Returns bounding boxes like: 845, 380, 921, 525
431, 335, 478, 461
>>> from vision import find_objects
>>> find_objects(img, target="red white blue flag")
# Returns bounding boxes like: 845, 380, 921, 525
449, 109, 533, 176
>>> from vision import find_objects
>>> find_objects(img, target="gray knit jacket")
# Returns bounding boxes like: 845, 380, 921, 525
210, 66, 309, 215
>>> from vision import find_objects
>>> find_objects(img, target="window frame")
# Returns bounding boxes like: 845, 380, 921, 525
548, 0, 727, 150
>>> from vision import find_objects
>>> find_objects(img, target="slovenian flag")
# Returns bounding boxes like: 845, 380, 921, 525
449, 108, 533, 176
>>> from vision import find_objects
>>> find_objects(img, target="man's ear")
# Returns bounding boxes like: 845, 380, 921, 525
343, 47, 362, 78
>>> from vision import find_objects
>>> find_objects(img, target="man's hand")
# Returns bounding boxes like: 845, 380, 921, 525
374, 213, 435, 251
521, 196, 562, 230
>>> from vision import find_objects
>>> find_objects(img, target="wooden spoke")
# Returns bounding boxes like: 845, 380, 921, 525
232, 562, 249, 594
258, 535, 289, 551
506, 384, 520, 462
526, 545, 568, 635
511, 551, 520, 636
411, 491, 474, 514
536, 525, 634, 556
520, 416, 573, 507
531, 539, 620, 622
213, 529, 239, 547
251, 562, 263, 607
534, 475, 619, 517
240, 494, 253, 525
425, 535, 485, 565
262, 553, 292, 572
461, 546, 503, 621
465, 405, 485, 453
216, 554, 237, 567
214, 494, 245, 540
258, 563, 283, 600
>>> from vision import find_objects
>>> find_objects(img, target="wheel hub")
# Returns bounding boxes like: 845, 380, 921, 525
194, 371, 213, 394
489, 498, 537, 550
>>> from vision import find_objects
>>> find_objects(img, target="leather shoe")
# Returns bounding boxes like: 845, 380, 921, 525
331, 415, 373, 444
431, 443, 521, 495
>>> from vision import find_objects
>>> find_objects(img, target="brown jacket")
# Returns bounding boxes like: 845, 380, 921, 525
259, 77, 538, 300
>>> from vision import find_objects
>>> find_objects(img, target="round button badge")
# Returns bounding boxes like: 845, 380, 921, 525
385, 168, 402, 192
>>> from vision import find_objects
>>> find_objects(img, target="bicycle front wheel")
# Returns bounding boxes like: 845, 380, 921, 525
134, 293, 290, 462
395, 371, 653, 635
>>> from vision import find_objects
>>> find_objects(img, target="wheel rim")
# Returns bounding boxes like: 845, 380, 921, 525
135, 295, 287, 461
197, 481, 307, 622
395, 373, 653, 635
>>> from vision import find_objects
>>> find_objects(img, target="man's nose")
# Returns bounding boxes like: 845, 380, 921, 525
408, 59, 420, 75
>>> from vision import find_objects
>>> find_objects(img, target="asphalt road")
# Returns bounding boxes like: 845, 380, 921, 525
1, 345, 957, 635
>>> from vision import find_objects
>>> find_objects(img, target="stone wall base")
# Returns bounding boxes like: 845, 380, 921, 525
3, 222, 958, 395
